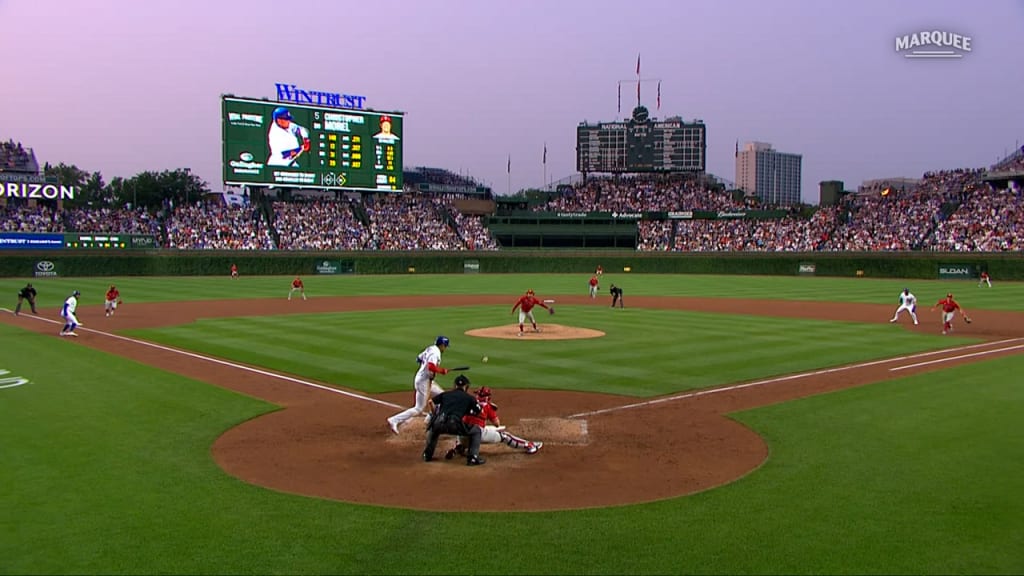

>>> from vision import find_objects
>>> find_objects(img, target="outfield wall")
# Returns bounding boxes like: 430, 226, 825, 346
3, 250, 1023, 280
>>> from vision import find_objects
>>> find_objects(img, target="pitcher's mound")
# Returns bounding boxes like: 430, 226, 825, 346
466, 324, 605, 340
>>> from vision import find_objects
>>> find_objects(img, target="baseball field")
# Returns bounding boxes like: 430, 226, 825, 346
1, 273, 1022, 575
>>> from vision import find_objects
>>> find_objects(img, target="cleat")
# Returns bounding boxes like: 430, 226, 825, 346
386, 418, 400, 435
525, 441, 543, 455
444, 448, 456, 460
422, 452, 433, 462
466, 455, 486, 466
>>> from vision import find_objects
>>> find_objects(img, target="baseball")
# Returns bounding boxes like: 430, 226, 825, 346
482, 356, 489, 363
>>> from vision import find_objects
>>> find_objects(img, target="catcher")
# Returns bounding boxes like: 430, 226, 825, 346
104, 284, 122, 317
445, 381, 542, 459
15, 282, 38, 316
511, 289, 552, 336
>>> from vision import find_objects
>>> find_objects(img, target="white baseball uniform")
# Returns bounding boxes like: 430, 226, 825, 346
387, 344, 445, 430
267, 121, 310, 166
61, 294, 80, 334
891, 290, 918, 324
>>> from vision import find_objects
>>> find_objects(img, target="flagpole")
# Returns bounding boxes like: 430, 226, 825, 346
543, 143, 547, 191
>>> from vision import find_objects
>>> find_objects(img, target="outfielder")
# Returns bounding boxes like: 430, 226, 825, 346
266, 107, 310, 167
511, 289, 551, 336
979, 271, 992, 288
104, 284, 120, 317
60, 290, 81, 337
889, 288, 918, 325
445, 382, 542, 459
387, 336, 451, 434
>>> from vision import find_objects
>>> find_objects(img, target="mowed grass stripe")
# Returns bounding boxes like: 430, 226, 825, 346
128, 307, 971, 397
4, 274, 1024, 311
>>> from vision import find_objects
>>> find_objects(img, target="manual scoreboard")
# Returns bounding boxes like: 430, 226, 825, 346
222, 96, 403, 192
577, 105, 706, 174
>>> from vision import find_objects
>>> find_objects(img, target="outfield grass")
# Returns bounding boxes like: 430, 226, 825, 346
2, 274, 1022, 574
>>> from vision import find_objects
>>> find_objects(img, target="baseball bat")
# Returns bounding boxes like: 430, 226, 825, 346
449, 366, 471, 371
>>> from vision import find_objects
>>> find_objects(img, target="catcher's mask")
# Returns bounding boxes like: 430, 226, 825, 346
454, 375, 471, 388
476, 386, 492, 399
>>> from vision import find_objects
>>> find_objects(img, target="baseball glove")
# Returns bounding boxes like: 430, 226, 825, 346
964, 316, 972, 324
548, 306, 555, 315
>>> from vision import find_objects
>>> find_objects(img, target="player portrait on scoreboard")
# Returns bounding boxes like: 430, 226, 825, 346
372, 115, 400, 143
267, 106, 311, 167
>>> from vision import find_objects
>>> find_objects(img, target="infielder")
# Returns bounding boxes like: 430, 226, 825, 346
288, 276, 306, 300
932, 293, 967, 335
60, 290, 81, 337
445, 382, 542, 459
889, 288, 918, 325
511, 289, 551, 336
104, 284, 120, 317
387, 336, 451, 434
267, 107, 310, 167
588, 275, 599, 299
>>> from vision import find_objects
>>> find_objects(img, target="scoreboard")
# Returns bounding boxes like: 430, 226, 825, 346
222, 96, 403, 192
576, 106, 706, 174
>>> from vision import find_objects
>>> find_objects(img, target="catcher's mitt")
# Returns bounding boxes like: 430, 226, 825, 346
548, 306, 555, 315
964, 316, 972, 324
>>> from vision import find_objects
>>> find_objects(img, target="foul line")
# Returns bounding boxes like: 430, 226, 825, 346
889, 343, 1024, 371
1, 308, 402, 409
567, 338, 1024, 419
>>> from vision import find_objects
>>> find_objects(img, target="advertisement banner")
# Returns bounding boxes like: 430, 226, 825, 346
938, 264, 974, 279
464, 259, 480, 274
0, 232, 64, 250
798, 262, 816, 276
314, 260, 354, 275
33, 260, 59, 277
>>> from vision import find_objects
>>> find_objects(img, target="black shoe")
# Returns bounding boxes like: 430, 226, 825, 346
466, 455, 486, 466
444, 448, 455, 460
422, 452, 433, 462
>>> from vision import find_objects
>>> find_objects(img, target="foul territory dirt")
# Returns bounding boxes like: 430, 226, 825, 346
5, 294, 1023, 511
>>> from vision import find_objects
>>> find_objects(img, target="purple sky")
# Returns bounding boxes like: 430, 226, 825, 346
2, 0, 1022, 203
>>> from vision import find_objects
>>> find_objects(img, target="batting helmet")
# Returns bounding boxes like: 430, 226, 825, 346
72, 290, 81, 297
454, 374, 470, 388
476, 386, 492, 399
436, 335, 450, 347
272, 107, 292, 121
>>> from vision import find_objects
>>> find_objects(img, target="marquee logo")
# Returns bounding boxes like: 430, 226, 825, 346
896, 30, 972, 59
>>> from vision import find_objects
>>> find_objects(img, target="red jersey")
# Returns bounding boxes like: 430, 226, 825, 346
292, 278, 303, 288
981, 272, 990, 280
512, 295, 547, 314
105, 288, 119, 301
231, 265, 238, 274
463, 400, 498, 428
935, 297, 960, 313
589, 276, 598, 287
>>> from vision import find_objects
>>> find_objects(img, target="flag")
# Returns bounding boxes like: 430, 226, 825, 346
507, 155, 511, 174
617, 82, 621, 114
656, 81, 661, 110
636, 53, 640, 76
543, 143, 547, 165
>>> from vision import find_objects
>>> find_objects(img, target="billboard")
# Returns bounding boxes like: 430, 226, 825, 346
222, 96, 403, 192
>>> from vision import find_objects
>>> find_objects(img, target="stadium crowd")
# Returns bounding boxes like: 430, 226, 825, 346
1, 140, 37, 172
2, 144, 1023, 253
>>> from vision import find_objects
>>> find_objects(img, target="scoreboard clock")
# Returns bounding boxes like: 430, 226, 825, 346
576, 106, 706, 174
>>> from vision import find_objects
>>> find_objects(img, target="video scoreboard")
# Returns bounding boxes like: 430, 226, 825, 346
576, 106, 706, 174
222, 96, 403, 192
